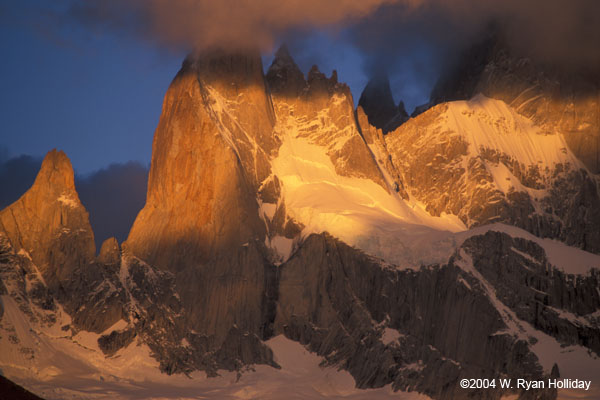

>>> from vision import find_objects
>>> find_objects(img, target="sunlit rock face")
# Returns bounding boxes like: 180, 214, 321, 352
0, 150, 96, 292
431, 30, 600, 174
385, 95, 600, 253
0, 151, 128, 334
127, 51, 275, 269
125, 50, 279, 362
266, 45, 391, 193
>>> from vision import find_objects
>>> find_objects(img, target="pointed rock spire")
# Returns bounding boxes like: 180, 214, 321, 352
34, 149, 77, 192
358, 73, 408, 134
266, 44, 306, 97
0, 149, 95, 291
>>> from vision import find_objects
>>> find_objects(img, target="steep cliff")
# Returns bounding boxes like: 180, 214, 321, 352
125, 51, 279, 362
275, 230, 599, 399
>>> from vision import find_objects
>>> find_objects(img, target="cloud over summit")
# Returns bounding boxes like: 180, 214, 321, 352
67, 0, 403, 51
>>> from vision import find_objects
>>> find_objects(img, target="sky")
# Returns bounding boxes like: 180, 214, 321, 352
0, 0, 378, 174
0, 1, 426, 176
0, 0, 181, 174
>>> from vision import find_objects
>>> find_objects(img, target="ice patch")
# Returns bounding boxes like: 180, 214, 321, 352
57, 194, 78, 208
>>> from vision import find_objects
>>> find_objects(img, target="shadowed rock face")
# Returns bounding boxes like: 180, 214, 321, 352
275, 232, 598, 399
97, 237, 120, 265
358, 74, 409, 134
0, 150, 95, 293
431, 30, 600, 174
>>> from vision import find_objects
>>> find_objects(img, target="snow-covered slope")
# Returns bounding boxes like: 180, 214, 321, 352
0, 293, 430, 400
271, 125, 465, 266
385, 94, 600, 253
446, 94, 580, 169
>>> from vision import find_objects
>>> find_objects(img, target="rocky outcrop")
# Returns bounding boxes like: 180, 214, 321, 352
358, 74, 409, 133
98, 237, 120, 265
0, 150, 96, 294
275, 231, 599, 399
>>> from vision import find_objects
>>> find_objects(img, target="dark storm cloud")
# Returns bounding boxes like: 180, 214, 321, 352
351, 0, 600, 75
345, 0, 600, 108
62, 0, 600, 111
0, 152, 43, 210
76, 162, 148, 249
64, 0, 600, 67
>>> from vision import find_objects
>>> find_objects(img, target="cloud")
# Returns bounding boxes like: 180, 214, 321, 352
76, 161, 148, 249
62, 0, 600, 112
64, 0, 600, 69
66, 0, 405, 52
350, 0, 600, 74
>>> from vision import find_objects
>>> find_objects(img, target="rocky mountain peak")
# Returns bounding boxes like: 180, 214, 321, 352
33, 149, 76, 193
306, 65, 341, 95
0, 149, 95, 292
358, 73, 408, 134
429, 26, 600, 172
270, 44, 299, 73
265, 44, 306, 97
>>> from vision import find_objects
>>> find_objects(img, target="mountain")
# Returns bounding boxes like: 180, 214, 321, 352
0, 150, 95, 295
1, 43, 599, 400
384, 94, 600, 253
358, 73, 409, 134
431, 28, 600, 174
